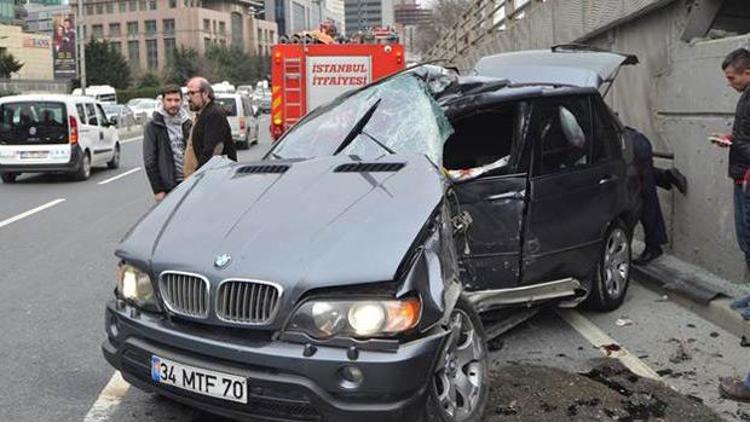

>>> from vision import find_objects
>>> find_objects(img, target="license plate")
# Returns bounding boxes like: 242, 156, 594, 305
20, 151, 48, 159
150, 355, 248, 403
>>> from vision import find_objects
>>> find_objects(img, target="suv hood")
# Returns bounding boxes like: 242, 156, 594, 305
116, 155, 444, 299
473, 47, 638, 90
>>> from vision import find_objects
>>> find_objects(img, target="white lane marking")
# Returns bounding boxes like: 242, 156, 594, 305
83, 371, 130, 422
0, 198, 66, 229
557, 309, 663, 381
98, 167, 142, 185
120, 136, 143, 144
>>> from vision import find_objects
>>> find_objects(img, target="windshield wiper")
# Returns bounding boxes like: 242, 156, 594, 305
360, 130, 395, 154
333, 98, 382, 155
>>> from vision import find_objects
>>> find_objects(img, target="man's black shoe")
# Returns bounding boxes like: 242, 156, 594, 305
634, 248, 663, 266
667, 168, 688, 195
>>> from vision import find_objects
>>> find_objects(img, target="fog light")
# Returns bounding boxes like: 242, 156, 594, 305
339, 365, 364, 389
108, 314, 119, 338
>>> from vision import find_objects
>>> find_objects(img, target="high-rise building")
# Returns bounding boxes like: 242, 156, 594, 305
264, 0, 323, 36
73, 0, 278, 72
322, 0, 343, 34
393, 0, 430, 27
343, 0, 392, 35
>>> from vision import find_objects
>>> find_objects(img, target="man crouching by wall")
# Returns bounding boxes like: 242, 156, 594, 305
143, 85, 192, 202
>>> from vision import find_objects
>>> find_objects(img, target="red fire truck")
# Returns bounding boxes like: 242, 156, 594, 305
269, 42, 406, 140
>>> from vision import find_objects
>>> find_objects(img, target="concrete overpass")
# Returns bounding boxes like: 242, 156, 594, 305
426, 0, 750, 283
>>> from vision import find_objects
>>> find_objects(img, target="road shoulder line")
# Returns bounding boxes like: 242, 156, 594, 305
83, 371, 130, 422
557, 309, 663, 381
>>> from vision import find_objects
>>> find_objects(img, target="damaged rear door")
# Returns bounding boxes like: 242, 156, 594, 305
444, 102, 532, 291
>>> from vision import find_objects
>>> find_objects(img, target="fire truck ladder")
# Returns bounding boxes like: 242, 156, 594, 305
283, 57, 303, 126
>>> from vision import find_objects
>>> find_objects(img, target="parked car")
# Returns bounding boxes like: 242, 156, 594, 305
102, 48, 641, 421
214, 92, 259, 150
0, 94, 120, 183
102, 104, 136, 129
127, 98, 159, 124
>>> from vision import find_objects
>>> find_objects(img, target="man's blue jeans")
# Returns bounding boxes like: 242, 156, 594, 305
733, 185, 750, 266
746, 373, 750, 389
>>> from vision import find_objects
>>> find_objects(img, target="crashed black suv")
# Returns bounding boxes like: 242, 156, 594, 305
102, 48, 641, 422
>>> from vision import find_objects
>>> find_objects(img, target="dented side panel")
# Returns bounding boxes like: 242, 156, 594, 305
452, 175, 527, 291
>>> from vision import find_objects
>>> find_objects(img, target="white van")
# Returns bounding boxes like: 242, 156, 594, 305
72, 85, 118, 104
0, 94, 120, 183
214, 93, 259, 150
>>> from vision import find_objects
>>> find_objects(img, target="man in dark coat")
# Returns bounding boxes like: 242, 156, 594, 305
143, 85, 191, 202
626, 127, 687, 265
184, 76, 236, 175
714, 47, 750, 403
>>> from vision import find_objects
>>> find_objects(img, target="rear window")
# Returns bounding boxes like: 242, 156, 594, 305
0, 101, 69, 145
215, 97, 238, 116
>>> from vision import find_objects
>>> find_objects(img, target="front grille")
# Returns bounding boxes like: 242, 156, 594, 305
159, 272, 210, 319
217, 280, 281, 324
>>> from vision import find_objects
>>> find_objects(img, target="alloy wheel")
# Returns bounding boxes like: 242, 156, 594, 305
603, 228, 630, 298
434, 309, 484, 421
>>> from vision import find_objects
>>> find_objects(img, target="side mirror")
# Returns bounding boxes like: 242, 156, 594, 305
109, 116, 118, 126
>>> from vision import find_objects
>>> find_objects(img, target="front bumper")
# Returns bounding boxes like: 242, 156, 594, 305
102, 301, 448, 422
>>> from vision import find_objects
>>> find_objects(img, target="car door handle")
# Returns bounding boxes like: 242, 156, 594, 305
487, 190, 525, 201
599, 175, 618, 185
99, 132, 104, 140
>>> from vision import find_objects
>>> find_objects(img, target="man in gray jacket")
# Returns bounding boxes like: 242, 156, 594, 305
143, 85, 192, 202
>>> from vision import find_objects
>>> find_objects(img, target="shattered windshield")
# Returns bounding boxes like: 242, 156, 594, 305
269, 73, 454, 165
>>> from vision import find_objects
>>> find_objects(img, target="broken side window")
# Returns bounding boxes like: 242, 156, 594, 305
443, 102, 531, 181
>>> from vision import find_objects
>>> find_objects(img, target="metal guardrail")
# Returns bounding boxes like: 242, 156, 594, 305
425, 0, 538, 63
425, 0, 674, 67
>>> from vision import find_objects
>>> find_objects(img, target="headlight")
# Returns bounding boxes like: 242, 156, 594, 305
287, 297, 421, 339
116, 263, 155, 308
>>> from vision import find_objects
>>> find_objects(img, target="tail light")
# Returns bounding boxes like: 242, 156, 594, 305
69, 116, 78, 144
239, 116, 246, 132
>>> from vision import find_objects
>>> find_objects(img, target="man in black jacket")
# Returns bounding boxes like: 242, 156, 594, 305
185, 77, 236, 174
143, 85, 192, 202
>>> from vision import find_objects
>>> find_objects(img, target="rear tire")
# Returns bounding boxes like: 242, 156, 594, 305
584, 220, 631, 311
425, 295, 489, 422
107, 144, 120, 169
73, 152, 91, 181
1, 172, 17, 183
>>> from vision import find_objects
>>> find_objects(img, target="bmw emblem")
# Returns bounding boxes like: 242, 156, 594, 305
214, 254, 232, 269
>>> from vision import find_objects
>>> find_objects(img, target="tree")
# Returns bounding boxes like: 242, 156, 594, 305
0, 50, 23, 79
163, 47, 200, 86
85, 39, 131, 89
138, 72, 161, 88
413, 0, 472, 54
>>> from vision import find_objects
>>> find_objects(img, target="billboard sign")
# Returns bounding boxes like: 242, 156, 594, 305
52, 13, 76, 80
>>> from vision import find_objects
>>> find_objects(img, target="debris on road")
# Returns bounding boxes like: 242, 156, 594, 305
616, 318, 634, 327
487, 359, 722, 421
741, 336, 750, 348
601, 343, 623, 356
669, 340, 693, 364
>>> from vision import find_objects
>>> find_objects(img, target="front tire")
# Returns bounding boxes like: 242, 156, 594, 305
1, 172, 18, 183
584, 220, 631, 311
425, 295, 489, 422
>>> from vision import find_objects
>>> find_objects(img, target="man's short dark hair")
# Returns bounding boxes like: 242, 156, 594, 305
722, 48, 750, 72
161, 84, 182, 98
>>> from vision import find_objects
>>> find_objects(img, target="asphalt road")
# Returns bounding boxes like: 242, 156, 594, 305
0, 115, 747, 422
